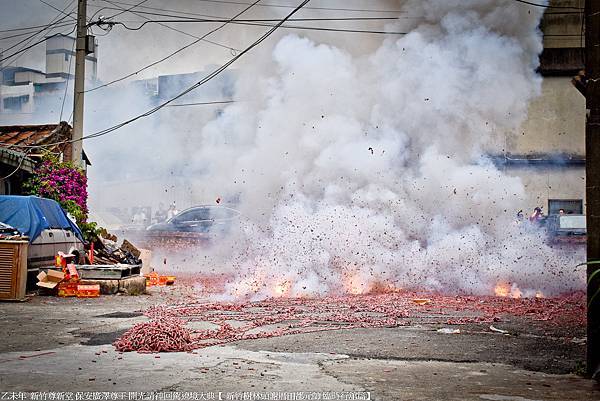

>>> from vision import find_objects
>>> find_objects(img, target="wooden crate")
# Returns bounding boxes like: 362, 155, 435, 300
0, 241, 29, 301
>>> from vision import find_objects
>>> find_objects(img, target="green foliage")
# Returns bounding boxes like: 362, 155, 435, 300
576, 260, 600, 308
78, 221, 100, 243
572, 361, 586, 377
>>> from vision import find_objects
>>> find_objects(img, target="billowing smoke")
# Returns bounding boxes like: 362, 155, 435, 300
174, 0, 585, 299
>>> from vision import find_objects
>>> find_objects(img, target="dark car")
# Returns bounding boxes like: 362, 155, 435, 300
146, 205, 241, 234
546, 214, 586, 244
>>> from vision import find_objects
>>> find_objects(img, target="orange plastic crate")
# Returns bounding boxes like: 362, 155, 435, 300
76, 284, 100, 298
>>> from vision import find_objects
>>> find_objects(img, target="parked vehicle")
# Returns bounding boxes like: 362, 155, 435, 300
0, 195, 85, 268
146, 205, 241, 235
546, 214, 586, 244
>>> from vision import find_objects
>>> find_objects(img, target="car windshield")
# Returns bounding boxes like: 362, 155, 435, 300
559, 215, 586, 229
173, 207, 239, 222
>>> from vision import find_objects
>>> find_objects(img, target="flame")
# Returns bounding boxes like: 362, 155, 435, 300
494, 283, 510, 297
346, 274, 367, 295
494, 282, 522, 299
273, 281, 292, 297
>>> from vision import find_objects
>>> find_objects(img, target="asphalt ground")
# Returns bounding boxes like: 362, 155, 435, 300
0, 286, 598, 400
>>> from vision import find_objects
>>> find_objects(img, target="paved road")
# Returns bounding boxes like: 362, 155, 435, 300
0, 288, 598, 400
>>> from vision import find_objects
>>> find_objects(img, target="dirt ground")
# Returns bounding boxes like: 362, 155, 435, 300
0, 286, 598, 401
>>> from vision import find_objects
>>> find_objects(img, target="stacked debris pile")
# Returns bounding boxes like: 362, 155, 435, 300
90, 231, 142, 265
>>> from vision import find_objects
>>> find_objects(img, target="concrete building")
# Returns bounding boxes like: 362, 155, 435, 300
499, 0, 586, 216
45, 34, 97, 81
0, 34, 98, 118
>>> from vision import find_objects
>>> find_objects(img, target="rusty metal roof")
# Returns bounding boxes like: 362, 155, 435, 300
0, 122, 71, 150
0, 122, 90, 165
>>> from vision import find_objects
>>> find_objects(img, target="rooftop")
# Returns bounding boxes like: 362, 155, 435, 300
0, 122, 90, 165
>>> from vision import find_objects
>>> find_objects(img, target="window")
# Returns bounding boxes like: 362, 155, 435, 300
548, 199, 583, 215
3, 95, 29, 111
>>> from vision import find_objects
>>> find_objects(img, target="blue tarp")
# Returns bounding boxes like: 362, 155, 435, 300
0, 195, 84, 243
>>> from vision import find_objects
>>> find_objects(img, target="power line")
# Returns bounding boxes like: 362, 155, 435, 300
88, 0, 228, 22
0, 12, 73, 56
105, 0, 151, 19
92, 0, 420, 20
0, 0, 76, 66
37, 0, 77, 21
0, 22, 73, 42
0, 149, 32, 181
0, 20, 73, 34
167, 100, 236, 107
82, 0, 312, 142
84, 0, 264, 93
109, 18, 408, 35
114, 16, 404, 28
512, 0, 583, 9
188, 0, 402, 13
100, 0, 240, 53
234, 22, 406, 34
0, 0, 312, 149
59, 37, 76, 122
0, 25, 77, 65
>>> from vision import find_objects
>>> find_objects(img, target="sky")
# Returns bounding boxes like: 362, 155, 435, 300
0, 0, 403, 82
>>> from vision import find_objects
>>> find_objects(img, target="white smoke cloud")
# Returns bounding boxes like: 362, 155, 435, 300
181, 0, 584, 299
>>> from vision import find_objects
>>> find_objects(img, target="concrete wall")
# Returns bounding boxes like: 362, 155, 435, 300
14, 71, 46, 85
0, 83, 34, 114
502, 165, 585, 215
509, 77, 585, 156
541, 0, 584, 49
501, 76, 585, 215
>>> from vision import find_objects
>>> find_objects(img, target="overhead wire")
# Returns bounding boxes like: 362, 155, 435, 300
59, 38, 76, 122
99, 0, 240, 53
0, 0, 77, 66
186, 0, 402, 13
0, 22, 73, 42
0, 25, 77, 65
108, 17, 408, 35
0, 149, 32, 181
104, 0, 151, 20
0, 0, 312, 149
511, 0, 582, 9
37, 0, 77, 21
167, 100, 236, 107
84, 0, 264, 93
81, 0, 312, 142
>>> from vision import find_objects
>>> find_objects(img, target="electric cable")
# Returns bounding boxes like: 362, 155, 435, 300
84, 0, 265, 93
0, 0, 312, 149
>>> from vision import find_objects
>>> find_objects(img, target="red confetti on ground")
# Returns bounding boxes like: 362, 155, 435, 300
113, 317, 193, 353
114, 290, 586, 353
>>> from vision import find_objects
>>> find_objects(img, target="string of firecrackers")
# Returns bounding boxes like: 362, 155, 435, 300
113, 291, 586, 354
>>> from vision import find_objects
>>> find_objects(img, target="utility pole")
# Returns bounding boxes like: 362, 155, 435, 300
586, 0, 600, 380
71, 0, 87, 166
